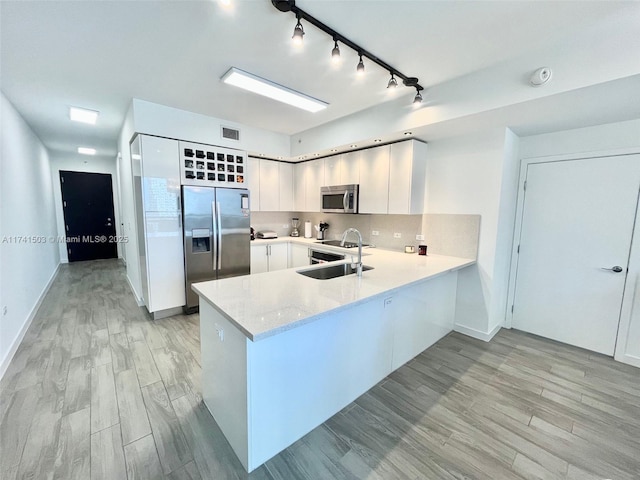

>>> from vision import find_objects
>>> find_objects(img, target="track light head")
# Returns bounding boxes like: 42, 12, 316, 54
272, 0, 295, 12
331, 40, 341, 63
357, 54, 365, 75
387, 73, 398, 88
292, 16, 304, 45
413, 87, 423, 105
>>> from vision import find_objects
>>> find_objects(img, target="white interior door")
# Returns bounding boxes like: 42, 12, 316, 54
512, 155, 640, 355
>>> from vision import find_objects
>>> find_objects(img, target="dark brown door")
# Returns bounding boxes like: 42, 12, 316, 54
60, 171, 117, 262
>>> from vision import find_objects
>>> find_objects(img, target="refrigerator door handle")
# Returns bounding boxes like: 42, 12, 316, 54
216, 201, 222, 270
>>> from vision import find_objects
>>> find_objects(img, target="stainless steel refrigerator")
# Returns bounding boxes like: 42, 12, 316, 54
182, 186, 251, 312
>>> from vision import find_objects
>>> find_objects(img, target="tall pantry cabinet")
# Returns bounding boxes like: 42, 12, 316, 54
131, 134, 186, 315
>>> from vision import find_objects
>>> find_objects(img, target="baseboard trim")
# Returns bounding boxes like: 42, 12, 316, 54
454, 323, 502, 342
126, 275, 144, 307
0, 262, 61, 381
617, 353, 640, 369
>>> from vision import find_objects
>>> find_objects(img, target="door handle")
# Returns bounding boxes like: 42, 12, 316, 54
601, 266, 624, 273
343, 191, 349, 210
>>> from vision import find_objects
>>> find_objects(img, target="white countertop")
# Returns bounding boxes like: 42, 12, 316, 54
192, 237, 475, 342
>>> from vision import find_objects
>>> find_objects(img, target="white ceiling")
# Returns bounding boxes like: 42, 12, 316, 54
1, 0, 639, 158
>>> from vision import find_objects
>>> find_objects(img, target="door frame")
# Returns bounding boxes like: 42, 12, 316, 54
505, 147, 640, 364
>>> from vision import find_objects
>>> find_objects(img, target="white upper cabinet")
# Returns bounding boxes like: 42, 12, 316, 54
249, 159, 295, 212
359, 145, 390, 214
279, 162, 294, 212
388, 140, 427, 215
324, 156, 341, 186
259, 159, 280, 211
248, 157, 260, 211
295, 159, 324, 212
340, 151, 360, 185
294, 162, 306, 211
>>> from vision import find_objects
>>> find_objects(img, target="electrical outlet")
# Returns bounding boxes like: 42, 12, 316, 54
416, 234, 425, 241
393, 232, 402, 238
371, 230, 379, 236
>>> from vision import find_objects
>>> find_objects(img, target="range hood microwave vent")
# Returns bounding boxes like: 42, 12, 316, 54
221, 126, 240, 141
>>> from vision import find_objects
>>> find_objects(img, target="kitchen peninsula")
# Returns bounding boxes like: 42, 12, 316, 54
192, 238, 474, 472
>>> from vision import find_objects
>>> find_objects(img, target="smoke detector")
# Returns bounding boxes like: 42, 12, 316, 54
530, 67, 552, 87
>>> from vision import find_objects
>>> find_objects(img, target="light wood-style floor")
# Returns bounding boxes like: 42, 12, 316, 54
2, 259, 640, 479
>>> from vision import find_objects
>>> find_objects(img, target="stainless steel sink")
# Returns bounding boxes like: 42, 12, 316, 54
297, 263, 374, 280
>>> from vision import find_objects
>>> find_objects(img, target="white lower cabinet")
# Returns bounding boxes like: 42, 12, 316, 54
289, 243, 310, 268
251, 243, 288, 274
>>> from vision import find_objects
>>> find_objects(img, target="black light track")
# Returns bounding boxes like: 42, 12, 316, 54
271, 0, 424, 92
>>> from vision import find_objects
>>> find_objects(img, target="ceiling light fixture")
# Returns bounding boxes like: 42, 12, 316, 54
350, 144, 357, 148
331, 39, 340, 63
221, 67, 328, 112
271, 0, 424, 106
69, 106, 99, 125
387, 73, 398, 89
292, 14, 304, 46
413, 87, 423, 105
78, 147, 96, 155
356, 54, 365, 75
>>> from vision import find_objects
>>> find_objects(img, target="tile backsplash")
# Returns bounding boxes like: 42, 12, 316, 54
251, 211, 480, 260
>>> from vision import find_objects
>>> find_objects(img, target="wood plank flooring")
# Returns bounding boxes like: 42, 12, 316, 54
1, 259, 639, 479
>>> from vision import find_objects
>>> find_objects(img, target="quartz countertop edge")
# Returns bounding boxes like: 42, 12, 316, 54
192, 245, 475, 342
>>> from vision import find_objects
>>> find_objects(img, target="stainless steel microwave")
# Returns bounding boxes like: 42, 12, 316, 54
321, 184, 359, 214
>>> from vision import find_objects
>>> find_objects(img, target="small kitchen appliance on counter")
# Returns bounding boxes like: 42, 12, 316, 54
290, 217, 300, 237
316, 222, 329, 240
257, 231, 278, 239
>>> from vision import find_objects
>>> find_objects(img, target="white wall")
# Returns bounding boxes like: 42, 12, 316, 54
49, 152, 121, 263
0, 92, 59, 376
425, 127, 515, 339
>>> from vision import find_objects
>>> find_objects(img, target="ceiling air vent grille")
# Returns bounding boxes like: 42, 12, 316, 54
221, 126, 240, 141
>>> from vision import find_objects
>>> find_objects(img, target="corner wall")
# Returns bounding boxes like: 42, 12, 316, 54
425, 127, 519, 339
0, 92, 60, 376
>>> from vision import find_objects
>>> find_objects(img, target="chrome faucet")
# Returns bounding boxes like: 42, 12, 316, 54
341, 228, 363, 277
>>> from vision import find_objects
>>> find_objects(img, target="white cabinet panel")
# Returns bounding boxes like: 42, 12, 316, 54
259, 160, 279, 212
340, 151, 360, 185
279, 163, 294, 212
248, 158, 260, 212
359, 145, 390, 214
294, 164, 306, 211
250, 245, 268, 274
304, 159, 324, 212
324, 156, 341, 186
268, 243, 289, 271
135, 135, 185, 314
289, 243, 310, 268
251, 243, 288, 273
388, 140, 427, 215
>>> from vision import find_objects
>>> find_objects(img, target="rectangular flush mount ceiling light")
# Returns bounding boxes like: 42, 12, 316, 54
221, 67, 328, 113
78, 147, 96, 155
69, 106, 99, 124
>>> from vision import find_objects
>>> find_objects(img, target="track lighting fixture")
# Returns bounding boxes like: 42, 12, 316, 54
292, 14, 304, 45
356, 54, 365, 75
272, 0, 424, 106
387, 73, 398, 89
331, 39, 340, 63
413, 88, 423, 105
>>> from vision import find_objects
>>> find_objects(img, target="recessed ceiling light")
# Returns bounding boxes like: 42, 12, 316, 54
350, 144, 357, 148
330, 149, 338, 152
314, 153, 320, 157
374, 139, 382, 143
69, 106, 99, 125
221, 67, 328, 113
404, 132, 412, 136
277, 156, 283, 159
78, 147, 96, 155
